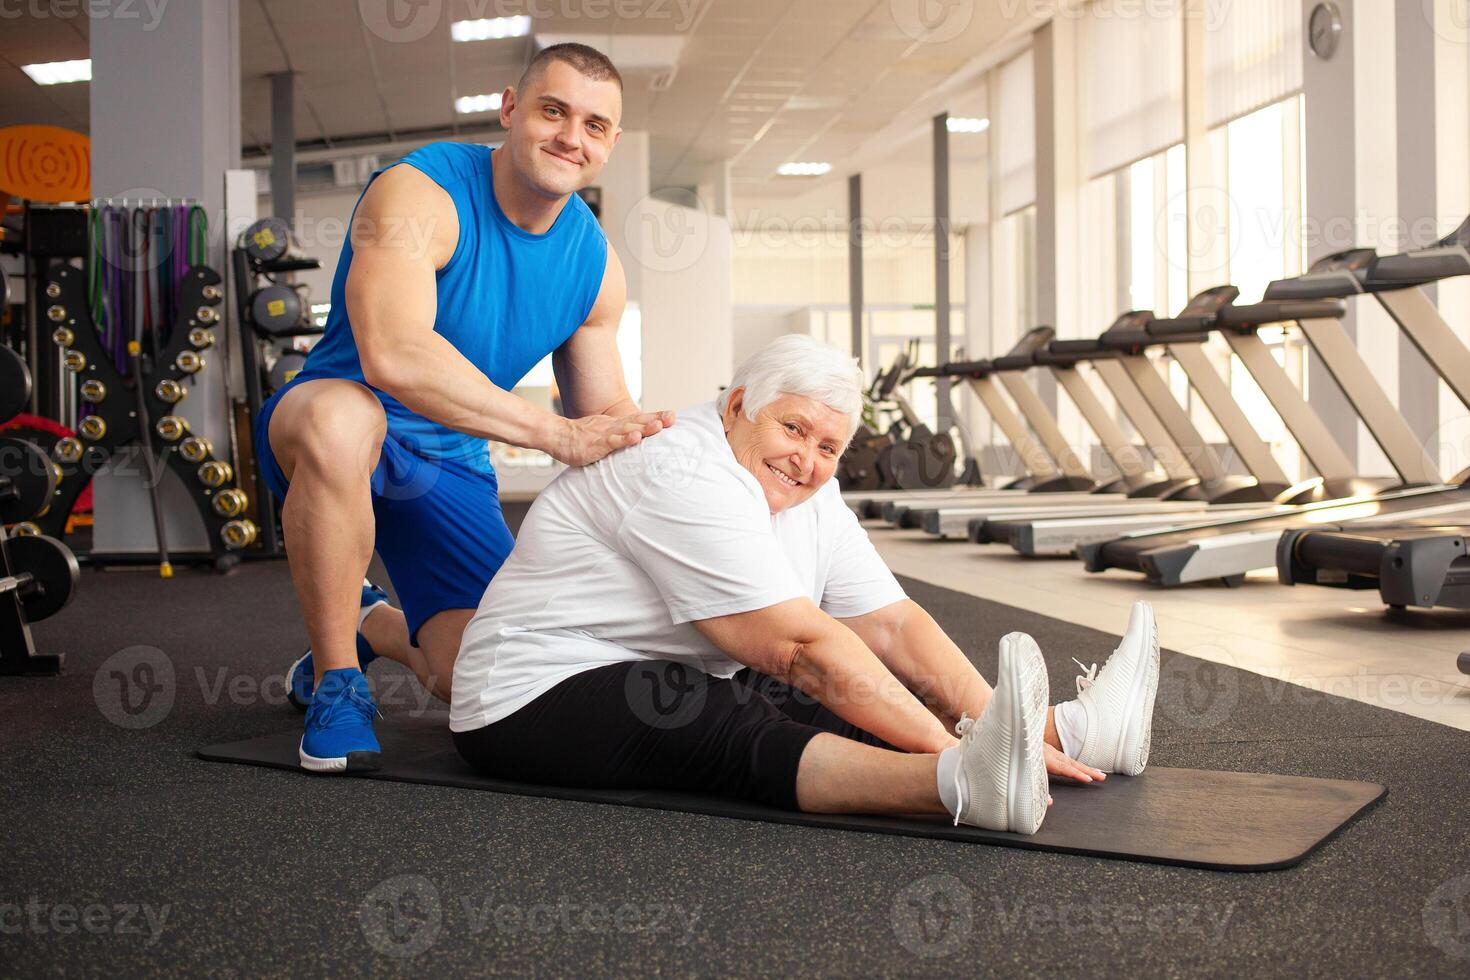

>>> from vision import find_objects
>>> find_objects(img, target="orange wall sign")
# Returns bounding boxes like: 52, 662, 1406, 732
0, 125, 91, 203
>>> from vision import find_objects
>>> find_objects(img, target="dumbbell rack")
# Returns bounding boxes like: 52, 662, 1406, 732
17, 263, 260, 572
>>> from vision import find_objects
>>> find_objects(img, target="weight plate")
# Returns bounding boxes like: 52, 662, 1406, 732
244, 217, 291, 263
268, 350, 308, 393
0, 437, 59, 523
0, 347, 31, 423
251, 285, 303, 336
4, 533, 79, 622
838, 444, 882, 492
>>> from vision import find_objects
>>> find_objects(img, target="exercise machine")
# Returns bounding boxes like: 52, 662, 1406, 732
1082, 221, 1470, 586
1, 344, 79, 675
987, 286, 1407, 555
849, 327, 1117, 523
917, 294, 1304, 542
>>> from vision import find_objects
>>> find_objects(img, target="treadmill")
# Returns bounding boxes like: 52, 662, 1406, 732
904, 315, 1243, 538
989, 286, 1408, 555
1082, 220, 1470, 586
923, 291, 1301, 542
855, 327, 1114, 523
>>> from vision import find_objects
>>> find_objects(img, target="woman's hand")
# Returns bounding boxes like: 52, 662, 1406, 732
1045, 743, 1106, 784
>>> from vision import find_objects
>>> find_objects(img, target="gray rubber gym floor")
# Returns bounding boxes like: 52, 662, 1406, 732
5, 513, 1470, 976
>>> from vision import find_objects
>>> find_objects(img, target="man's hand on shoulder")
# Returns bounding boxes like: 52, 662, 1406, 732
552, 410, 677, 467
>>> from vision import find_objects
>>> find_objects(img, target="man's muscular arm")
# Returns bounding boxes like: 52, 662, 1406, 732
552, 247, 666, 422
348, 164, 667, 465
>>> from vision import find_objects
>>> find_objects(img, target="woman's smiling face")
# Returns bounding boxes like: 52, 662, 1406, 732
721, 389, 850, 514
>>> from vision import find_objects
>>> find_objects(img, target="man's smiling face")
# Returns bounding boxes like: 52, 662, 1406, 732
499, 58, 622, 200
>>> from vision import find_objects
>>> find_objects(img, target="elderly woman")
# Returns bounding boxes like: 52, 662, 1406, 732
449, 335, 1159, 834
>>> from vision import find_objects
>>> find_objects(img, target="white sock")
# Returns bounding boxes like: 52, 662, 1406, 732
1054, 700, 1087, 758
936, 745, 965, 818
358, 599, 387, 631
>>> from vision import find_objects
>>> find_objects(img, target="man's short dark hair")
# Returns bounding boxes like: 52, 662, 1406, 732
518, 42, 623, 92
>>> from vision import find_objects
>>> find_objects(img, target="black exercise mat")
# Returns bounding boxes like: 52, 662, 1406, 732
199, 715, 1384, 872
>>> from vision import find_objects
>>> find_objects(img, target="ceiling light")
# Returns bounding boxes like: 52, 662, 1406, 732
777, 162, 832, 176
455, 93, 504, 115
451, 16, 532, 41
946, 116, 990, 134
21, 59, 91, 85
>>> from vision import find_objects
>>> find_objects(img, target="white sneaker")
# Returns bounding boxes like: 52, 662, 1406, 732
952, 632, 1050, 835
1070, 600, 1160, 776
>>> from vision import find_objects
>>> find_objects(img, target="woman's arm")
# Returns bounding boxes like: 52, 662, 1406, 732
839, 599, 992, 730
693, 598, 956, 754
841, 599, 1106, 783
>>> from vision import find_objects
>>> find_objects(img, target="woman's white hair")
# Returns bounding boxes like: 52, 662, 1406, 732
717, 334, 866, 438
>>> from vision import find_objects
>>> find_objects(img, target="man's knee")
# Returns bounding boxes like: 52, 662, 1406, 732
270, 380, 387, 482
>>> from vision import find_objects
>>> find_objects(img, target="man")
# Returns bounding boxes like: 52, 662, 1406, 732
253, 43, 673, 773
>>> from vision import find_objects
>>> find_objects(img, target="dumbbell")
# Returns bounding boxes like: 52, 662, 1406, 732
242, 217, 301, 264
250, 283, 309, 336
1, 532, 79, 623
0, 436, 60, 524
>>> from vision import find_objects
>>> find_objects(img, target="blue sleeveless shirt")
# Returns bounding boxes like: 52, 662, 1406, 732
293, 142, 608, 472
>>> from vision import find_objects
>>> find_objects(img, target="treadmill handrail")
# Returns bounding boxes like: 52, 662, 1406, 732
1217, 298, 1347, 328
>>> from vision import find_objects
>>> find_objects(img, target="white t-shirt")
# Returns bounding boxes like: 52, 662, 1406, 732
449, 401, 907, 732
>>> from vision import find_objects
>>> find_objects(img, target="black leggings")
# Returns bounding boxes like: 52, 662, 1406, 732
453, 661, 894, 811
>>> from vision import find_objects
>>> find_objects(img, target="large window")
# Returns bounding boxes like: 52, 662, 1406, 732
1215, 96, 1308, 478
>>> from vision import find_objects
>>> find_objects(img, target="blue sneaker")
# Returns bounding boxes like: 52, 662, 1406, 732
299, 668, 382, 773
287, 580, 388, 712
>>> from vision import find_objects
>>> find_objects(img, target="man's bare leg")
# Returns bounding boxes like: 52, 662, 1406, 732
269, 380, 388, 682
360, 607, 473, 703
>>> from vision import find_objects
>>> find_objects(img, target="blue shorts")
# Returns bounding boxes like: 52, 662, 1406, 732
254, 379, 515, 646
